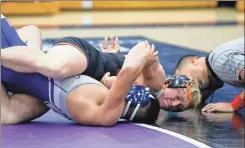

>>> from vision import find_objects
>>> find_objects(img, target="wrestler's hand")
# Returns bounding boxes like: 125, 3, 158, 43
99, 36, 120, 53
202, 102, 234, 113
124, 41, 158, 68
145, 43, 158, 67
100, 72, 116, 89
145, 42, 158, 67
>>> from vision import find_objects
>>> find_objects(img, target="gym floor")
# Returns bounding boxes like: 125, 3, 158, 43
2, 3, 244, 148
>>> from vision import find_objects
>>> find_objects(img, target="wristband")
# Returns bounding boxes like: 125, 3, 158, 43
231, 94, 245, 111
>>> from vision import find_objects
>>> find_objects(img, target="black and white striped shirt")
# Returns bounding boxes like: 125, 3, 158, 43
208, 37, 244, 87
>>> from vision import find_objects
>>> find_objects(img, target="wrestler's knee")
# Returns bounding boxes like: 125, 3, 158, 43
18, 25, 40, 34
27, 25, 41, 37
0, 85, 14, 124
10, 94, 49, 119
1, 111, 19, 125
1, 94, 48, 125
17, 25, 42, 50
1, 102, 20, 125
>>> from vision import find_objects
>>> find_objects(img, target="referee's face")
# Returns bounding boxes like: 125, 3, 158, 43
178, 57, 209, 88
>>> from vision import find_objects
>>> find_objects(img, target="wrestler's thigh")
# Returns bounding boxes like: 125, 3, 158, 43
47, 44, 88, 75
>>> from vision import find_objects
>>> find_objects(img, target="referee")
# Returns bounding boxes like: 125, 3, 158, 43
174, 37, 244, 113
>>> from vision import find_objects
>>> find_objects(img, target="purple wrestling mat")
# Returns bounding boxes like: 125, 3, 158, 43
2, 111, 210, 148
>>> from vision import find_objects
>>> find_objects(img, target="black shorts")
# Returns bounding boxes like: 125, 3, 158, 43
54, 37, 125, 81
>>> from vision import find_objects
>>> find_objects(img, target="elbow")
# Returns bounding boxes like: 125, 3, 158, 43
100, 118, 118, 127
76, 115, 117, 127
74, 110, 118, 127
75, 117, 117, 127
98, 110, 119, 127
1, 113, 22, 125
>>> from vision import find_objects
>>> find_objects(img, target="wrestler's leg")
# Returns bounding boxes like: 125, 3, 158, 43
1, 83, 49, 124
1, 17, 49, 124
16, 25, 42, 50
44, 43, 88, 79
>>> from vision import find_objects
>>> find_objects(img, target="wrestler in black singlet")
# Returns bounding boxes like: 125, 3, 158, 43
54, 37, 125, 81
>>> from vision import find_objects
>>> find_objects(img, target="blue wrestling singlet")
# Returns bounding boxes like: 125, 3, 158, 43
1, 14, 79, 120
1, 14, 50, 103
1, 14, 109, 121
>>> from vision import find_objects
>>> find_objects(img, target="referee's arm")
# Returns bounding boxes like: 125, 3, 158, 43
202, 37, 244, 113
230, 57, 244, 111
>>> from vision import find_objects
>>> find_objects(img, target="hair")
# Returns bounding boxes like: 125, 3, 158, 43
187, 78, 202, 109
174, 55, 200, 74
127, 99, 160, 124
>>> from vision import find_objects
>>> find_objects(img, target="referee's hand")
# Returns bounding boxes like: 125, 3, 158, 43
202, 102, 234, 113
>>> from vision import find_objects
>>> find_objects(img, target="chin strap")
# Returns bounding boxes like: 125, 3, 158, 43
152, 89, 164, 99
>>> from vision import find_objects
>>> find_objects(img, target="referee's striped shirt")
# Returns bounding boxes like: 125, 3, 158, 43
208, 37, 244, 87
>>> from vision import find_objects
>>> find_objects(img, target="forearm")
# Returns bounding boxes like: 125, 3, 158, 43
100, 63, 147, 124
142, 62, 166, 91
103, 66, 144, 109
142, 59, 159, 78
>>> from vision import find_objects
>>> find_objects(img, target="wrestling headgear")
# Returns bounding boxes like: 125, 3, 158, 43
165, 75, 191, 88
121, 85, 155, 121
163, 75, 193, 106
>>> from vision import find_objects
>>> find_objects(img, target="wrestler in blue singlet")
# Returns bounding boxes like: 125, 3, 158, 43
1, 14, 56, 112
1, 14, 49, 101
1, 14, 155, 122
1, 14, 106, 121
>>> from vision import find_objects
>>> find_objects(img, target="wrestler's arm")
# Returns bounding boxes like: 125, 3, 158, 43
141, 45, 165, 91
74, 66, 143, 126
142, 61, 165, 91
1, 83, 49, 124
202, 41, 244, 113
100, 61, 164, 92
73, 41, 156, 126
100, 52, 163, 90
